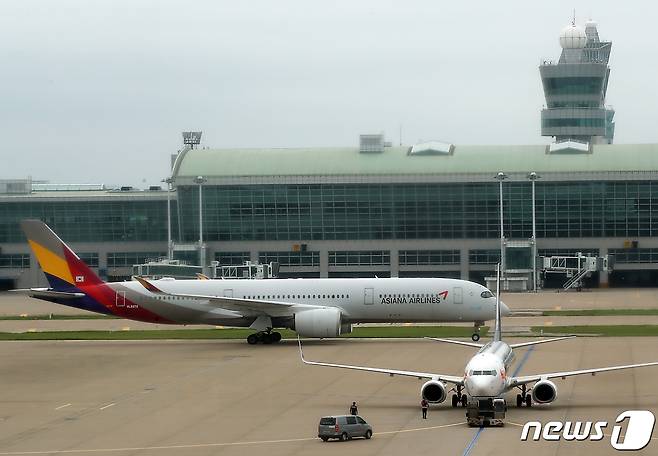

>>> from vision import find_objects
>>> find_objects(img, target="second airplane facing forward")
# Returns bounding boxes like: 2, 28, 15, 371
19, 220, 507, 344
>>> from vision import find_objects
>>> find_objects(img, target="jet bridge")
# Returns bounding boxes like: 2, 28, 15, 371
213, 261, 279, 280
540, 253, 613, 291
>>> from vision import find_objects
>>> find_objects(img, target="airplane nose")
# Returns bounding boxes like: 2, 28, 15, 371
467, 377, 493, 397
500, 301, 511, 316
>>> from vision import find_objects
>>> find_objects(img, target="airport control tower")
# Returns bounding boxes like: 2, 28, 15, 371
540, 20, 615, 145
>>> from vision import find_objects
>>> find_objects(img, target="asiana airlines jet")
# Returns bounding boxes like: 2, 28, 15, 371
16, 220, 506, 344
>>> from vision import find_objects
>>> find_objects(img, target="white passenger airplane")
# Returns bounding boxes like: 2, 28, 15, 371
18, 220, 504, 344
299, 267, 658, 425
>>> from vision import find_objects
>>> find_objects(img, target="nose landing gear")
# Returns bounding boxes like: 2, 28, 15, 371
246, 329, 282, 345
471, 321, 484, 342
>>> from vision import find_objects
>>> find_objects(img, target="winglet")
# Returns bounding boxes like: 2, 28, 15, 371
133, 276, 164, 293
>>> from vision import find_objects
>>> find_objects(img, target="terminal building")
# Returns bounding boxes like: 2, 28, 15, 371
2, 20, 658, 290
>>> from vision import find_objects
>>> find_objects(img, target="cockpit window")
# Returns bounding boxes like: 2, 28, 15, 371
469, 369, 497, 376
480, 291, 494, 298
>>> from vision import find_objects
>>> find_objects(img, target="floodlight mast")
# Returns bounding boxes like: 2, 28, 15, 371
495, 172, 508, 276
182, 131, 202, 149
194, 175, 207, 273
528, 172, 541, 292
161, 177, 175, 260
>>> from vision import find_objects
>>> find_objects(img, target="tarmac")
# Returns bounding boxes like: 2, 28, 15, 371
1, 289, 658, 455
0, 338, 657, 455
1, 314, 658, 334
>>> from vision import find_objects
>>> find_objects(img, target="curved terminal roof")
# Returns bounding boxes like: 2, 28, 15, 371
174, 144, 658, 183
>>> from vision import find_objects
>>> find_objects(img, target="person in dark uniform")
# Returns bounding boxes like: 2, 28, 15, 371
350, 401, 358, 415
421, 398, 429, 419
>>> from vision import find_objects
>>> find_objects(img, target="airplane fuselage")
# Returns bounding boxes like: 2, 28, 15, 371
101, 277, 499, 327
463, 341, 514, 397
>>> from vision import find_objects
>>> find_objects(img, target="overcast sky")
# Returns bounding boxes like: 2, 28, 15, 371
1, 0, 656, 188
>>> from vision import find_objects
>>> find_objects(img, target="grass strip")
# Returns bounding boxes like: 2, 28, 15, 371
345, 326, 489, 338
0, 326, 489, 341
3, 325, 658, 340
530, 325, 658, 337
0, 314, 117, 321
542, 309, 658, 317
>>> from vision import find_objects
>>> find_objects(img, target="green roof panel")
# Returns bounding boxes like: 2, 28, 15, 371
175, 144, 658, 178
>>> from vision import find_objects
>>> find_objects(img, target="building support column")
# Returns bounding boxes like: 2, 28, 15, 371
460, 248, 469, 280
320, 250, 329, 278
98, 250, 108, 281
390, 249, 399, 278
29, 252, 45, 287
599, 246, 609, 288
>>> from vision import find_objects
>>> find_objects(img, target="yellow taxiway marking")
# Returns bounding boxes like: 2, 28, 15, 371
55, 404, 71, 410
99, 403, 115, 411
0, 422, 467, 454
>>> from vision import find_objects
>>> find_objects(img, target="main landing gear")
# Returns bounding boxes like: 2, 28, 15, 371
450, 385, 467, 407
515, 384, 532, 407
471, 321, 484, 342
246, 330, 282, 345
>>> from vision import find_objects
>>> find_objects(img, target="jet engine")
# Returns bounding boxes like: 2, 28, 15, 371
531, 380, 558, 404
294, 308, 347, 338
420, 380, 447, 403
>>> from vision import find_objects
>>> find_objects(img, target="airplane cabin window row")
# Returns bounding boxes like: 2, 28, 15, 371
243, 294, 351, 300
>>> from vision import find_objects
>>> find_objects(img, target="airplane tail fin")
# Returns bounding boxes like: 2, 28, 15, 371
21, 220, 104, 292
493, 263, 502, 342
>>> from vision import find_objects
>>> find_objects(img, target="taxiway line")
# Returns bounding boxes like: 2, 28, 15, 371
0, 422, 467, 455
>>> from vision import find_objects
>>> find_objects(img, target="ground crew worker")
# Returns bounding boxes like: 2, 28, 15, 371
350, 401, 358, 415
421, 398, 429, 419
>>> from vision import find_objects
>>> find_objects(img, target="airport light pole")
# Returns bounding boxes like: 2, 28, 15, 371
162, 177, 174, 261
495, 172, 508, 277
528, 172, 541, 292
194, 175, 207, 272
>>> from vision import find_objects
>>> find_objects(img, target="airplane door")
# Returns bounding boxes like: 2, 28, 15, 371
223, 289, 233, 298
363, 288, 374, 305
453, 287, 463, 305
115, 291, 126, 307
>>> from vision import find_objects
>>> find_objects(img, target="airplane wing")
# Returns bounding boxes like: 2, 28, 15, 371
508, 335, 576, 349
298, 338, 464, 385
425, 337, 484, 348
133, 276, 325, 317
510, 361, 658, 386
